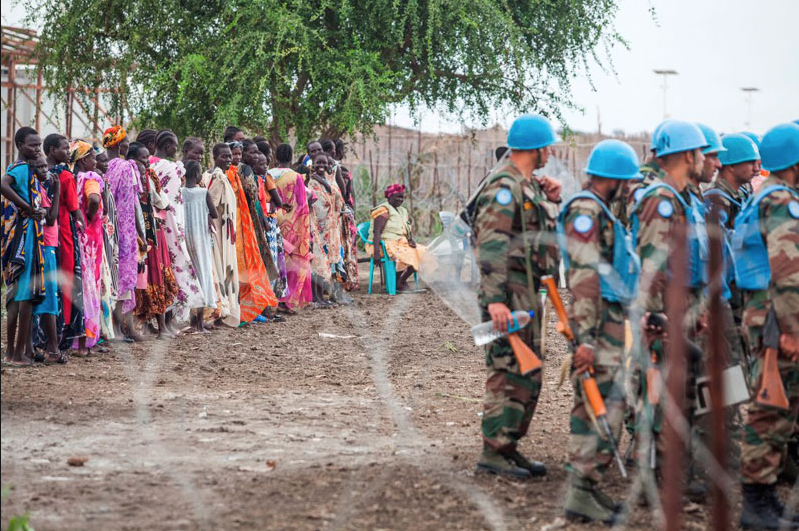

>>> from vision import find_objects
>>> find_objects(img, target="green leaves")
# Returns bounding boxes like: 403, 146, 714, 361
29, 0, 623, 145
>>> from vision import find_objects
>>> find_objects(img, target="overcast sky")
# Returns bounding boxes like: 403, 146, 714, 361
4, 0, 798, 136
395, 0, 799, 136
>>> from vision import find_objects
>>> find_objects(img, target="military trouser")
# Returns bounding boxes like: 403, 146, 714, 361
741, 352, 799, 485
481, 334, 543, 453
566, 365, 625, 483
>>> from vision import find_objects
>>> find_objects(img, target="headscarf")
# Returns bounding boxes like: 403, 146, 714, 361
102, 126, 127, 148
384, 183, 406, 198
69, 140, 94, 169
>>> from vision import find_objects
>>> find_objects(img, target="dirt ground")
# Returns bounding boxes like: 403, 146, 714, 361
0, 266, 757, 530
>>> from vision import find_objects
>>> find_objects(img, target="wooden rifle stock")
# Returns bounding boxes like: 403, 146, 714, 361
756, 306, 789, 410
541, 275, 576, 345
508, 333, 542, 376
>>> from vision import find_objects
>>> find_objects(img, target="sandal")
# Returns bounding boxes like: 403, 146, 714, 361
45, 351, 68, 365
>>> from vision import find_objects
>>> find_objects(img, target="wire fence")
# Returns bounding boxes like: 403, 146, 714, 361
341, 125, 650, 237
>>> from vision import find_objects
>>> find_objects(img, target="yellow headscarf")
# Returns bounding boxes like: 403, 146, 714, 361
69, 140, 94, 170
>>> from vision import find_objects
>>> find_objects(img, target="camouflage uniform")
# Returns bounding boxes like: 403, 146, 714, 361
740, 175, 799, 485
622, 159, 666, 432
704, 177, 748, 368
474, 160, 558, 453
561, 192, 626, 483
634, 174, 705, 459
620, 159, 666, 228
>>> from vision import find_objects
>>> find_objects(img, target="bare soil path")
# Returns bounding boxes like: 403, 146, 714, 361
1, 270, 738, 530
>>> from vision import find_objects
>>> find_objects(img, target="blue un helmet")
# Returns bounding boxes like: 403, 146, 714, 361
695, 123, 727, 154
654, 120, 709, 157
759, 123, 799, 172
650, 119, 675, 151
506, 114, 559, 150
584, 139, 643, 180
718, 134, 760, 166
739, 131, 762, 153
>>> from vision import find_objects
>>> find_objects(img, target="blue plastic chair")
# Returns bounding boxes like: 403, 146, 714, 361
357, 221, 397, 294
357, 221, 419, 295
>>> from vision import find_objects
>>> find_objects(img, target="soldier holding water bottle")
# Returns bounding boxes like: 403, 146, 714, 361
471, 114, 561, 479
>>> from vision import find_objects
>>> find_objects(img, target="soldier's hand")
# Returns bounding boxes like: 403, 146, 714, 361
780, 334, 799, 362
537, 175, 562, 203
573, 344, 595, 374
695, 313, 708, 335
488, 302, 513, 333
642, 312, 667, 340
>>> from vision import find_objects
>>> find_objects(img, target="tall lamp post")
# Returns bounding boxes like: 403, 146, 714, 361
654, 69, 679, 120
741, 87, 760, 129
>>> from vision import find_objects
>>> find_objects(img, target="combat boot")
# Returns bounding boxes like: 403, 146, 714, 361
778, 443, 798, 485
564, 476, 618, 525
592, 486, 626, 514
507, 449, 547, 477
740, 484, 798, 530
475, 449, 531, 480
764, 485, 799, 525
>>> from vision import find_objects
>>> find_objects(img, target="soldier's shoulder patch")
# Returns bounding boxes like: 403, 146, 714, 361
495, 188, 513, 206
789, 200, 799, 219
657, 200, 674, 218
573, 214, 594, 234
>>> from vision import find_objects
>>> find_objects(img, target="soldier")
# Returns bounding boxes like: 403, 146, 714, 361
557, 140, 641, 523
631, 120, 709, 470
619, 120, 671, 227
735, 123, 799, 530
472, 114, 561, 479
704, 132, 760, 368
738, 131, 764, 199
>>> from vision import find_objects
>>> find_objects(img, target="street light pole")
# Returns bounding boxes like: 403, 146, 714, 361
741, 87, 760, 129
654, 69, 679, 120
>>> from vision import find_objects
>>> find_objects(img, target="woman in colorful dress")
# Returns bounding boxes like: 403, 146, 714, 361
69, 140, 103, 355
152, 129, 204, 327
105, 128, 147, 341
226, 156, 278, 322
273, 144, 312, 310
95, 149, 118, 340
202, 144, 240, 327
131, 143, 178, 338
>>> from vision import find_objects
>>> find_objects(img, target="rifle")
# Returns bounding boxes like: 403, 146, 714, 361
541, 275, 627, 478
755, 305, 790, 410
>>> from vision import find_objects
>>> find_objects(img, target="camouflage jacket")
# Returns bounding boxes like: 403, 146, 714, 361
742, 175, 799, 343
474, 160, 558, 310
562, 189, 625, 365
635, 173, 704, 320
621, 158, 665, 228
705, 177, 744, 230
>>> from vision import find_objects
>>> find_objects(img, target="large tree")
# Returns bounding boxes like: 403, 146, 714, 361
28, 0, 624, 143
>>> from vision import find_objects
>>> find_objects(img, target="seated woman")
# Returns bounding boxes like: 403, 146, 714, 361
366, 183, 428, 291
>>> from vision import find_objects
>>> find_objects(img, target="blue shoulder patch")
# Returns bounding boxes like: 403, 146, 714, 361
573, 215, 594, 234
789, 200, 799, 219
657, 200, 674, 218
633, 188, 646, 203
495, 188, 513, 206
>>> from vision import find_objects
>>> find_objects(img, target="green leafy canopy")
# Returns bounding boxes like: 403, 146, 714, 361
28, 0, 625, 144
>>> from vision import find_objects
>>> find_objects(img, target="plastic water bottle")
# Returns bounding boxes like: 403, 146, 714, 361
471, 310, 535, 346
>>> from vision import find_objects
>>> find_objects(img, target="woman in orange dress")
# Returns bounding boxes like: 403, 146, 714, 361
226, 163, 278, 322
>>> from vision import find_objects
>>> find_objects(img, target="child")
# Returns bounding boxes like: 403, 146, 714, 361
181, 160, 218, 332
31, 156, 64, 362
1, 127, 44, 366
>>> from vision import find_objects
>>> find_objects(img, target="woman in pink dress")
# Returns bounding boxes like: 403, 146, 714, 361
69, 141, 103, 355
272, 143, 312, 310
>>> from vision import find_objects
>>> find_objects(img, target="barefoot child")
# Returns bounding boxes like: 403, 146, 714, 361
181, 160, 218, 332
31, 156, 65, 363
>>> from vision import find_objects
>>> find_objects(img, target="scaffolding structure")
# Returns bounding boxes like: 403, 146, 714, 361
1, 25, 128, 168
